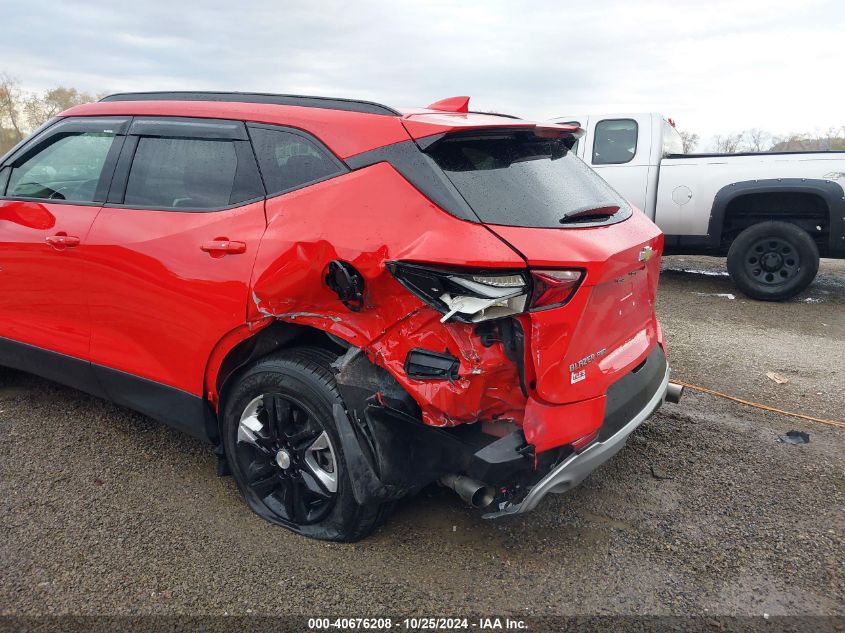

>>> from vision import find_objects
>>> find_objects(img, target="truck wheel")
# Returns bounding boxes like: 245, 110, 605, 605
222, 347, 389, 542
727, 221, 819, 301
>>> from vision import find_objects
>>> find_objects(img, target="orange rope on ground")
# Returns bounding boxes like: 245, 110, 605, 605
676, 381, 845, 430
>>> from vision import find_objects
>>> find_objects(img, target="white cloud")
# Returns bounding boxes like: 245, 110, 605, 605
1, 0, 842, 137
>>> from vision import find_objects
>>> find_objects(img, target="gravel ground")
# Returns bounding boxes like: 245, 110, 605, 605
1, 255, 843, 618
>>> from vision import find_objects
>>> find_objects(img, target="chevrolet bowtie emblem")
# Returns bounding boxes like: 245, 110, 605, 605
638, 246, 654, 262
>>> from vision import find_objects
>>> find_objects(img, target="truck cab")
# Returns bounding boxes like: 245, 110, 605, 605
552, 112, 845, 301
550, 113, 675, 220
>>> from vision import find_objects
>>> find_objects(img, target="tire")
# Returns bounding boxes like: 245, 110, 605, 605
726, 221, 819, 301
222, 346, 390, 542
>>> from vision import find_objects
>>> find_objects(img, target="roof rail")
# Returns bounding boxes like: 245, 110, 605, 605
99, 91, 401, 116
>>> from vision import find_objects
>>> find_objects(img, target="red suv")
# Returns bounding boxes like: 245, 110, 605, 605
0, 92, 681, 541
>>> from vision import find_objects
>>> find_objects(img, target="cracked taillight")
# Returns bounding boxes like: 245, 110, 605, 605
529, 269, 583, 310
388, 262, 583, 323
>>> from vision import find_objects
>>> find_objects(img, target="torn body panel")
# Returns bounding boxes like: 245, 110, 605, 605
249, 163, 529, 428
330, 347, 533, 504
248, 161, 666, 462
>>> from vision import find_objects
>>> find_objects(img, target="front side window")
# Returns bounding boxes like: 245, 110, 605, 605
592, 119, 638, 165
249, 127, 343, 196
124, 137, 250, 210
0, 166, 10, 195
6, 132, 115, 202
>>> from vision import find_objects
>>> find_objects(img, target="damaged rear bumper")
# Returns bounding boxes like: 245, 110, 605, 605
483, 362, 672, 518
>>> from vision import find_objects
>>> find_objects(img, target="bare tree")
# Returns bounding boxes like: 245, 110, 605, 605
25, 87, 95, 129
712, 133, 743, 153
0, 74, 25, 153
769, 132, 836, 152
678, 130, 699, 153
808, 126, 845, 151
741, 128, 770, 152
770, 133, 806, 151
833, 126, 845, 150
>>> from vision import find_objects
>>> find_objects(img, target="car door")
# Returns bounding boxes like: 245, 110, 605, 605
0, 117, 127, 393
84, 117, 267, 435
585, 115, 651, 212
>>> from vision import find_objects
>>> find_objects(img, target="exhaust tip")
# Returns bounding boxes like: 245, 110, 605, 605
666, 382, 684, 404
470, 485, 496, 509
440, 474, 496, 509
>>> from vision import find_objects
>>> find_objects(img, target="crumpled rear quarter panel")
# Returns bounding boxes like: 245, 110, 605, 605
250, 162, 527, 427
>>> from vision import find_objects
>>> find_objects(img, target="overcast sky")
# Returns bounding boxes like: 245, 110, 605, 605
3, 0, 843, 143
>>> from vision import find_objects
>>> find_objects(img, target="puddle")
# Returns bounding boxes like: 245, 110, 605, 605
694, 292, 735, 299
663, 267, 730, 277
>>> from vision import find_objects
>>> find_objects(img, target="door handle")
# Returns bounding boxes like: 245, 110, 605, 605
200, 239, 247, 255
46, 234, 80, 249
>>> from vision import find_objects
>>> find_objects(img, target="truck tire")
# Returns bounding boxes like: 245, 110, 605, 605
727, 221, 819, 301
222, 347, 390, 542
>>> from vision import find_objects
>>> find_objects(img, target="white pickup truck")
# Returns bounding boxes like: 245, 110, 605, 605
550, 112, 845, 300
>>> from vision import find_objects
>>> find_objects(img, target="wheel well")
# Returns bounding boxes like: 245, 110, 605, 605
215, 321, 346, 417
721, 192, 830, 254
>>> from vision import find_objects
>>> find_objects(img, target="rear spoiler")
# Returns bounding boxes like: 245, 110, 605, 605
413, 123, 584, 152
406, 96, 583, 151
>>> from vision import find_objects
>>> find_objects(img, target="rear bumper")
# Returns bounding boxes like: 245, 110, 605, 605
483, 361, 671, 518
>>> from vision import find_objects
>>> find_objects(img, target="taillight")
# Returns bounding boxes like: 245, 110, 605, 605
529, 270, 583, 310
387, 262, 528, 323
387, 262, 583, 323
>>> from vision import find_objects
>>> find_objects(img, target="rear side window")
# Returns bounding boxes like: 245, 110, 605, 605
428, 134, 629, 228
124, 137, 260, 210
592, 119, 638, 165
249, 127, 343, 196
6, 132, 116, 202
662, 119, 684, 155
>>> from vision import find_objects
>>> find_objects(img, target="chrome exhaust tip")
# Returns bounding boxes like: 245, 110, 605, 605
440, 474, 496, 509
666, 382, 684, 404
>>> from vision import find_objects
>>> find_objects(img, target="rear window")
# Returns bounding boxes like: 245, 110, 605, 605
428, 134, 629, 228
662, 119, 684, 155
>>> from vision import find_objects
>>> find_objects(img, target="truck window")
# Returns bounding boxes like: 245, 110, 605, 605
662, 119, 684, 156
592, 119, 637, 165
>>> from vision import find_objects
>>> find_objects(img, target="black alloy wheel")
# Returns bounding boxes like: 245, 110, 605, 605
235, 392, 338, 525
222, 347, 390, 541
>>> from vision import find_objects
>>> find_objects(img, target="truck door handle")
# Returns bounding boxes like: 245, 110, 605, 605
45, 233, 80, 249
200, 239, 247, 255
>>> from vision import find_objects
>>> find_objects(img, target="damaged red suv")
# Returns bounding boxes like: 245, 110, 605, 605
0, 92, 682, 541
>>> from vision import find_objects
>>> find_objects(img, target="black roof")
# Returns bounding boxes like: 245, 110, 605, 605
99, 91, 400, 116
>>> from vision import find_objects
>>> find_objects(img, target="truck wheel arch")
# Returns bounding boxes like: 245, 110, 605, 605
708, 178, 845, 256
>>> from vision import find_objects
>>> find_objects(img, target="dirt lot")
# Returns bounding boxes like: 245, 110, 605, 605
1, 256, 843, 618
